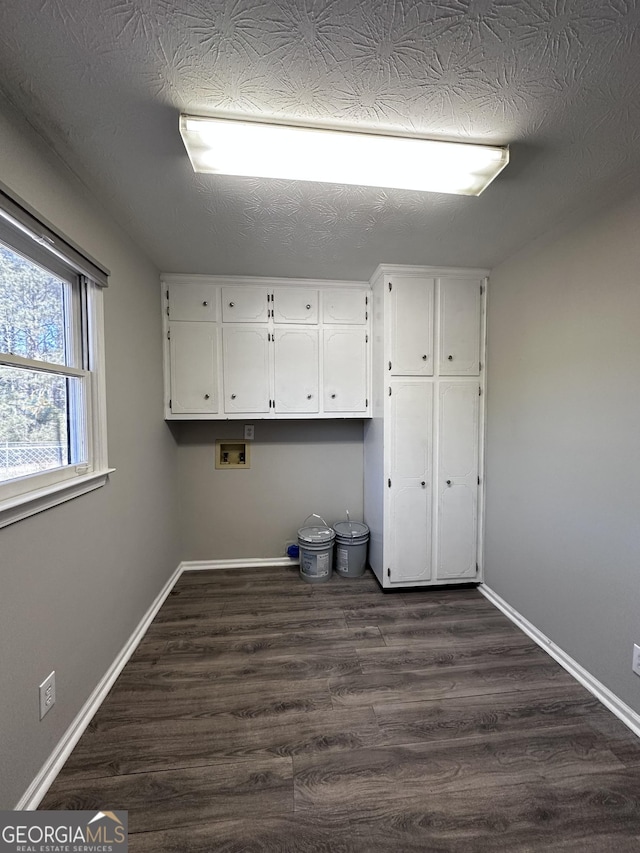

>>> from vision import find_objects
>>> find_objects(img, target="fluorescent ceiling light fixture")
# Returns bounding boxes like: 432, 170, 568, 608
180, 115, 509, 196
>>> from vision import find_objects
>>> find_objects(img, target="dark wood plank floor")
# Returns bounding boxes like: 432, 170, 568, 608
40, 566, 640, 851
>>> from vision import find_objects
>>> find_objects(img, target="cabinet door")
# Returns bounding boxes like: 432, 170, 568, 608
169, 322, 218, 414
323, 329, 367, 412
439, 278, 481, 375
388, 485, 431, 584
273, 288, 318, 324
323, 289, 367, 324
222, 326, 271, 413
388, 380, 433, 583
221, 287, 269, 323
436, 382, 479, 579
168, 284, 217, 321
274, 328, 319, 413
390, 276, 434, 376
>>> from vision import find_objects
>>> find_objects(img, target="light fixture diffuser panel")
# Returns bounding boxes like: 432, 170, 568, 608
180, 115, 509, 196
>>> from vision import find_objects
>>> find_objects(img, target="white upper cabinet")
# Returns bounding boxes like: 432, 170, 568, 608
390, 276, 434, 376
438, 277, 482, 375
323, 289, 367, 324
222, 326, 271, 414
163, 277, 370, 419
222, 286, 269, 323
168, 283, 217, 321
273, 288, 318, 324
323, 328, 368, 412
169, 322, 218, 414
274, 328, 319, 413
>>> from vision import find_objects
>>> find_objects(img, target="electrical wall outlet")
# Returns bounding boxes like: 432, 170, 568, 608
244, 424, 254, 440
39, 671, 56, 719
633, 645, 640, 677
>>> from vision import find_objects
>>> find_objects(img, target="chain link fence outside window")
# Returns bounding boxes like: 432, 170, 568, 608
0, 442, 68, 482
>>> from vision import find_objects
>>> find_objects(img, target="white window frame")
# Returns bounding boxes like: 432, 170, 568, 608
0, 195, 112, 529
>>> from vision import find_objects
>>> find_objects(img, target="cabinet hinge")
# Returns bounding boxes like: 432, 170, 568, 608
387, 567, 391, 578
476, 562, 479, 573
267, 293, 271, 301
388, 361, 392, 371
366, 398, 369, 407
388, 281, 392, 292
166, 306, 170, 316
480, 284, 484, 295
169, 399, 172, 408
478, 476, 480, 485
365, 311, 368, 320
166, 289, 169, 300
388, 478, 391, 488
366, 334, 369, 343
479, 386, 482, 396
167, 329, 170, 340
365, 296, 368, 305
388, 386, 392, 396
479, 361, 482, 371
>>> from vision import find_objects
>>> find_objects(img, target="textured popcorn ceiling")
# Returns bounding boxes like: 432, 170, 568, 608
1, 1, 640, 279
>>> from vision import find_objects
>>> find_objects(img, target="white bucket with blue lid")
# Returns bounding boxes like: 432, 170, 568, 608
298, 514, 336, 583
333, 518, 369, 578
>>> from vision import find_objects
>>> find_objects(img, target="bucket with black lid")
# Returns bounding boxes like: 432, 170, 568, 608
333, 516, 369, 578
298, 514, 336, 584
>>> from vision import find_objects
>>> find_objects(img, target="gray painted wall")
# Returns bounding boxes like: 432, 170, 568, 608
485, 192, 640, 715
173, 420, 364, 560
3, 76, 639, 810
0, 96, 180, 808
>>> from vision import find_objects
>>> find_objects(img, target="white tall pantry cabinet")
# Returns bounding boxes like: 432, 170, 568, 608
364, 266, 487, 588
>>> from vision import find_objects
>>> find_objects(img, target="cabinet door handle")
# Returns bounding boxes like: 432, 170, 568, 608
421, 481, 426, 487
307, 394, 312, 399
331, 393, 336, 399
229, 302, 235, 307
422, 354, 428, 360
448, 354, 453, 361
446, 479, 452, 486
204, 394, 210, 400
306, 304, 311, 310
231, 393, 236, 399
202, 301, 209, 306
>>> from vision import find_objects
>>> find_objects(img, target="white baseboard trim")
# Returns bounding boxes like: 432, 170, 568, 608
16, 563, 185, 810
480, 583, 640, 740
182, 557, 299, 571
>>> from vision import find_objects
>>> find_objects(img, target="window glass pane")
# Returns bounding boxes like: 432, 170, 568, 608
0, 241, 68, 366
0, 365, 80, 483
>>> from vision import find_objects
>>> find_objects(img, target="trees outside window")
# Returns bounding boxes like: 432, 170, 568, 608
0, 200, 109, 525
0, 243, 75, 481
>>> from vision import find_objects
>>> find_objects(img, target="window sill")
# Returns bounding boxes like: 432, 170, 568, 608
0, 468, 115, 530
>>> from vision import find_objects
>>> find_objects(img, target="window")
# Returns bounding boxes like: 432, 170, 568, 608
0, 190, 110, 527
